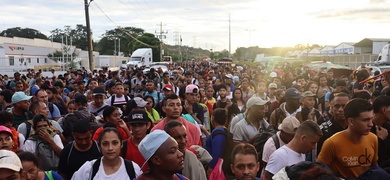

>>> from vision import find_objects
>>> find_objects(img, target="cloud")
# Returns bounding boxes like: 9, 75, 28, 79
311, 7, 390, 22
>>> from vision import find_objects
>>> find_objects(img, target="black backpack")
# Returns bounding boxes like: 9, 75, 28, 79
91, 157, 135, 179
252, 126, 279, 173
211, 128, 237, 176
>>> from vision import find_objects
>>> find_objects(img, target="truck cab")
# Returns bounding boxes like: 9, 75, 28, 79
127, 48, 153, 68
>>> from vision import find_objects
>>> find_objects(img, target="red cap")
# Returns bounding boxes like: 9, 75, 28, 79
163, 84, 173, 91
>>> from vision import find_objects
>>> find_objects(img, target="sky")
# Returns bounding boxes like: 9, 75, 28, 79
1, 0, 390, 52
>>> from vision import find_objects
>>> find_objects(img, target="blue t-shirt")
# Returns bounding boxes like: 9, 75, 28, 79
144, 91, 164, 107
205, 127, 227, 169
48, 103, 61, 120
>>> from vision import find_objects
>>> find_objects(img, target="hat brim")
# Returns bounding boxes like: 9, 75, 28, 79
163, 88, 172, 91
92, 93, 105, 96
128, 120, 150, 124
137, 101, 148, 107
0, 164, 20, 172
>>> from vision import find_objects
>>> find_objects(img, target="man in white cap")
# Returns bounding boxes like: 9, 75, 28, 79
138, 130, 187, 179
264, 120, 322, 180
232, 96, 270, 143
0, 149, 25, 180
261, 116, 300, 177
8, 92, 32, 128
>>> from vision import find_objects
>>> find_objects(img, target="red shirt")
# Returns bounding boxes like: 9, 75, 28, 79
123, 138, 149, 172
92, 126, 129, 141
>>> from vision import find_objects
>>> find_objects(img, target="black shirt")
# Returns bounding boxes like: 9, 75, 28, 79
370, 122, 390, 166
317, 116, 346, 155
58, 140, 102, 179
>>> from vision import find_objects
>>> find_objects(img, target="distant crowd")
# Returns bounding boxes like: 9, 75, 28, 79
0, 61, 389, 180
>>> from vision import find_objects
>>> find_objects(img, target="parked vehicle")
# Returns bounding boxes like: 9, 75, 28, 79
127, 48, 153, 68
377, 44, 390, 63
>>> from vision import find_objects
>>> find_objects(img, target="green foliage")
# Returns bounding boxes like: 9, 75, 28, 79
0, 27, 48, 39
97, 27, 145, 56
48, 25, 91, 50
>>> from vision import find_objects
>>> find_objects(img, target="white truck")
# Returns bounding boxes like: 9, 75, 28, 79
377, 44, 390, 63
127, 48, 153, 68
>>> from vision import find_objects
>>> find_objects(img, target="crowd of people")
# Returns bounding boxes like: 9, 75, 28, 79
0, 61, 389, 180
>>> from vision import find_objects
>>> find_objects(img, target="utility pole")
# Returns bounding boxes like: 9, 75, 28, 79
229, 13, 231, 57
156, 22, 167, 62
180, 35, 182, 62
84, 0, 94, 71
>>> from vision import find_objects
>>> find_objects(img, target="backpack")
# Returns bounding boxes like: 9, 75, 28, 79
29, 136, 60, 171
211, 128, 237, 176
110, 95, 129, 106
90, 157, 135, 180
252, 124, 278, 173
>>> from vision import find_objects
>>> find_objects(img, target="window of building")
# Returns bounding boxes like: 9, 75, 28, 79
44, 58, 48, 63
37, 58, 39, 63
9, 56, 14, 66
27, 58, 31, 63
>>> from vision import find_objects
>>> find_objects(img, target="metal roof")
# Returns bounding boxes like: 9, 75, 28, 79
354, 38, 390, 47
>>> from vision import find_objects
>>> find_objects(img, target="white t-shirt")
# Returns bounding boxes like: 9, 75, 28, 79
262, 132, 286, 163
21, 134, 64, 153
72, 158, 142, 180
265, 145, 305, 175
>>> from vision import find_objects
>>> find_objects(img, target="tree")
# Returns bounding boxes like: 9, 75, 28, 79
48, 24, 91, 50
0, 27, 48, 39
97, 27, 145, 56
129, 33, 160, 61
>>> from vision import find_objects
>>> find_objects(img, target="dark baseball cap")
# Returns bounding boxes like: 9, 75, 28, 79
285, 88, 302, 99
92, 87, 105, 96
127, 110, 151, 124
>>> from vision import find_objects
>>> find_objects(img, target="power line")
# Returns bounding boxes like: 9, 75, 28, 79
92, 1, 158, 48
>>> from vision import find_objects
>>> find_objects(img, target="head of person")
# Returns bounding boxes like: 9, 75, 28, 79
35, 89, 48, 103
233, 88, 243, 101
98, 127, 122, 161
144, 96, 155, 111
284, 88, 302, 111
77, 81, 86, 91
0, 150, 25, 180
293, 120, 322, 154
306, 81, 318, 95
107, 82, 116, 94
356, 69, 370, 82
114, 82, 124, 96
212, 108, 228, 128
225, 74, 233, 85
127, 110, 151, 140
318, 75, 327, 87
88, 78, 99, 91
344, 98, 374, 136
102, 106, 121, 126
301, 91, 316, 109
145, 80, 155, 92
334, 79, 347, 92
74, 94, 88, 108
278, 116, 300, 145
327, 69, 334, 79
67, 100, 76, 114
0, 111, 14, 128
162, 72, 170, 83
355, 91, 372, 103
12, 92, 32, 111
139, 130, 184, 174
256, 80, 267, 94
217, 84, 228, 99
328, 92, 349, 121
45, 87, 57, 101
164, 121, 187, 154
205, 86, 214, 98
92, 87, 106, 107
162, 94, 182, 119
185, 84, 199, 104
162, 84, 174, 97
72, 120, 93, 151
245, 97, 269, 120
0, 126, 13, 151
0, 89, 13, 105
14, 72, 21, 81
15, 82, 24, 92
32, 114, 51, 132
17, 151, 42, 180
230, 143, 260, 180
274, 89, 285, 102
53, 81, 65, 94
373, 95, 390, 121
295, 75, 306, 87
